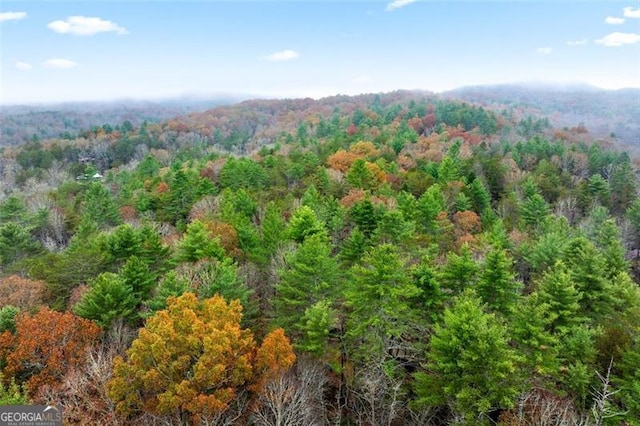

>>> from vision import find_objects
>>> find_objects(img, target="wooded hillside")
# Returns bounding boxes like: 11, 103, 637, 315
0, 91, 639, 425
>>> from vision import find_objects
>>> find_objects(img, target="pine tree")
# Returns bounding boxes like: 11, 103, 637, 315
82, 182, 122, 229
339, 227, 368, 266
520, 193, 550, 230
593, 219, 628, 279
145, 271, 191, 313
274, 233, 340, 338
477, 247, 522, 316
261, 202, 286, 259
535, 261, 584, 334
510, 294, 559, 384
286, 205, 327, 243
73, 272, 137, 328
174, 220, 225, 263
438, 244, 479, 294
345, 244, 420, 362
416, 184, 445, 233
413, 290, 520, 422
562, 237, 615, 320
298, 299, 337, 356
349, 198, 379, 238
120, 255, 156, 301
468, 178, 492, 214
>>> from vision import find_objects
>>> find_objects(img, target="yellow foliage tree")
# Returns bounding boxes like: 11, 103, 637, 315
107, 293, 294, 423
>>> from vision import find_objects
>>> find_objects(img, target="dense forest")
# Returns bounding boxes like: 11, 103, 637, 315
0, 91, 639, 425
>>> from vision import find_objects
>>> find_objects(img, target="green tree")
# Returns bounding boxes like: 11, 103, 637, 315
562, 238, 615, 321
298, 299, 337, 357
477, 247, 521, 316
260, 202, 286, 259
82, 182, 122, 230
175, 220, 225, 263
339, 227, 368, 266
345, 244, 420, 362
535, 261, 584, 334
0, 372, 28, 405
286, 205, 327, 243
346, 158, 374, 189
510, 294, 559, 385
520, 193, 550, 230
349, 198, 379, 238
468, 178, 492, 214
120, 255, 156, 301
274, 233, 340, 338
145, 271, 191, 313
413, 290, 520, 423
438, 244, 479, 295
415, 184, 445, 233
0, 306, 19, 333
0, 222, 41, 268
74, 272, 138, 328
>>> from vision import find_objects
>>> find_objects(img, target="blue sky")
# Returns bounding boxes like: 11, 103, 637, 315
1, 1, 639, 104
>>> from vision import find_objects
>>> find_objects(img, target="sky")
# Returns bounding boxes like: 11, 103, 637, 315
1, 0, 639, 105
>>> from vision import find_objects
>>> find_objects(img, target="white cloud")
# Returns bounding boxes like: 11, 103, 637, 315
15, 61, 32, 70
536, 47, 552, 55
623, 7, 640, 18
595, 32, 640, 47
385, 0, 417, 12
0, 11, 26, 22
265, 49, 299, 62
567, 39, 588, 46
605, 16, 625, 24
43, 59, 78, 69
47, 16, 128, 36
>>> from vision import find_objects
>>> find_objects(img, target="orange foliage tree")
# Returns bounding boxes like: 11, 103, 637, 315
0, 308, 101, 395
107, 293, 294, 423
0, 275, 46, 310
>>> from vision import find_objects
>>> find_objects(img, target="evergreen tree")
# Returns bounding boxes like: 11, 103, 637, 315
346, 158, 374, 189
174, 220, 225, 263
455, 192, 472, 212
593, 219, 628, 279
74, 272, 137, 328
298, 300, 337, 357
274, 233, 340, 338
349, 198, 379, 238
286, 205, 327, 243
100, 224, 142, 266
437, 156, 460, 183
345, 244, 420, 362
535, 261, 584, 334
615, 337, 640, 421
145, 271, 191, 313
468, 178, 492, 214
0, 222, 41, 268
82, 182, 122, 229
520, 193, 550, 230
120, 255, 156, 301
415, 184, 445, 233
339, 227, 368, 266
562, 237, 615, 320
609, 157, 637, 214
510, 294, 559, 385
193, 258, 253, 309
261, 202, 286, 259
438, 244, 479, 295
477, 247, 522, 316
414, 290, 520, 423
372, 209, 415, 245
